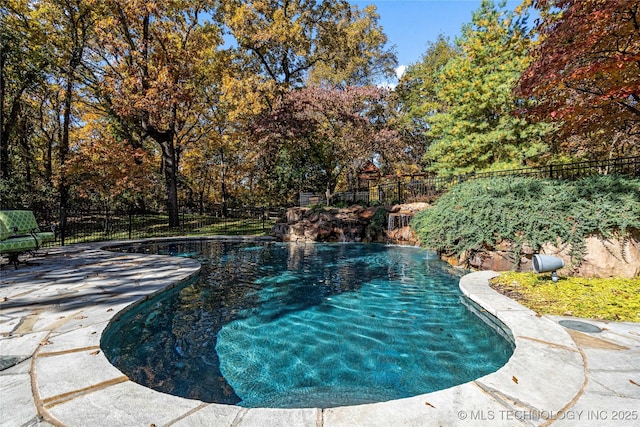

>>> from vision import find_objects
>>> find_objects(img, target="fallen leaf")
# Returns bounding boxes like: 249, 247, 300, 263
40, 339, 52, 346
425, 402, 436, 408
512, 376, 519, 384
106, 308, 113, 312
89, 350, 101, 356
75, 315, 88, 320
630, 379, 639, 387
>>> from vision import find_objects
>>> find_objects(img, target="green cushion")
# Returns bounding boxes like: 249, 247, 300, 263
0, 236, 37, 254
0, 210, 40, 234
0, 210, 54, 241
34, 231, 55, 244
0, 219, 9, 241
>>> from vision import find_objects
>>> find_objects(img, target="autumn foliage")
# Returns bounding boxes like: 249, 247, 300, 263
66, 132, 155, 209
254, 86, 401, 204
2, 0, 639, 219
518, 0, 640, 157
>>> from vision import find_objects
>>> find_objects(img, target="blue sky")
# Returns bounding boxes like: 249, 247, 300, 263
349, 1, 528, 71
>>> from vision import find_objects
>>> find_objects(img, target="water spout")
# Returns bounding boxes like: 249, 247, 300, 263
387, 213, 412, 232
386, 213, 415, 245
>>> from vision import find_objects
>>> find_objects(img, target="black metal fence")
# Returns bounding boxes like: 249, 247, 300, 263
16, 156, 640, 246
41, 207, 285, 247
301, 156, 640, 206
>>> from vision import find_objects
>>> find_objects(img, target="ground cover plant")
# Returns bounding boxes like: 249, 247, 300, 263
412, 175, 640, 264
491, 272, 640, 322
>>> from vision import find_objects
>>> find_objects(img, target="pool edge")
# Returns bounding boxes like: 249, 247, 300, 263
13, 243, 586, 427
322, 270, 586, 426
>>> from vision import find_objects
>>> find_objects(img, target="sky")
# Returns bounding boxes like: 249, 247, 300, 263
349, 0, 528, 78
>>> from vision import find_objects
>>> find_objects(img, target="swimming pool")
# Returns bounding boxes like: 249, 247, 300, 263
101, 240, 514, 408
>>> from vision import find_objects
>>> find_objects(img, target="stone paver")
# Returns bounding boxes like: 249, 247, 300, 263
1, 239, 639, 426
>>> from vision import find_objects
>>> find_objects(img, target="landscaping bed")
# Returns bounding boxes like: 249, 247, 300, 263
491, 272, 640, 322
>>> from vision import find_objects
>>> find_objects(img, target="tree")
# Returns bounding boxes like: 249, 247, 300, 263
305, 4, 398, 87
94, 0, 222, 226
41, 0, 95, 233
222, 0, 397, 92
254, 86, 400, 204
394, 35, 459, 171
1, 0, 96, 226
0, 0, 51, 186
66, 113, 156, 212
221, 0, 398, 204
518, 0, 640, 158
424, 0, 551, 175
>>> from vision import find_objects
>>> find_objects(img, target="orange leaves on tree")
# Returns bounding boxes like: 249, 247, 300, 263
67, 119, 155, 206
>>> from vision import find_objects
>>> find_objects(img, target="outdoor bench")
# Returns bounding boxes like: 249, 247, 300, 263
0, 210, 55, 268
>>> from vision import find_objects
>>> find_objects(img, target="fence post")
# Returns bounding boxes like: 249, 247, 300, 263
549, 164, 554, 179
59, 206, 66, 246
128, 208, 133, 240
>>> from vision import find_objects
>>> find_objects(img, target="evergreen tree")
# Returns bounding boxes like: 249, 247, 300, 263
425, 0, 552, 175
394, 35, 459, 170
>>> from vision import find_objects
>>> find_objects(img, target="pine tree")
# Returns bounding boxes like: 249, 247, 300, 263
425, 0, 552, 176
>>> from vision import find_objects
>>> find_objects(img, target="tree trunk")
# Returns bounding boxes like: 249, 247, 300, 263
198, 187, 204, 215
0, 80, 29, 180
0, 51, 6, 179
158, 135, 180, 227
220, 149, 228, 217
59, 71, 74, 242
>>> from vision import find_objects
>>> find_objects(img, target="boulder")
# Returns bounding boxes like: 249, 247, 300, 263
286, 208, 308, 223
391, 202, 430, 213
385, 226, 418, 246
358, 206, 379, 220
304, 220, 334, 241
273, 206, 373, 242
272, 223, 290, 241
468, 251, 516, 272
273, 204, 426, 244
442, 230, 640, 278
541, 230, 640, 278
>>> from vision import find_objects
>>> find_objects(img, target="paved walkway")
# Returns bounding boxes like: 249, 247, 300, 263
1, 239, 638, 426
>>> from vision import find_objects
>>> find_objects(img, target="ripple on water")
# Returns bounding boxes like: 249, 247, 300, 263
102, 241, 514, 408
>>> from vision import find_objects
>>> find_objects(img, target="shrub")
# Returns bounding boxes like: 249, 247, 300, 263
412, 175, 640, 263
368, 207, 388, 234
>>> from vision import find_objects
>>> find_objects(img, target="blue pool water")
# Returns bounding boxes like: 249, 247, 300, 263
101, 241, 513, 408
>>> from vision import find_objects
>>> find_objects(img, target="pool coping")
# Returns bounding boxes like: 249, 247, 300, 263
0, 239, 603, 426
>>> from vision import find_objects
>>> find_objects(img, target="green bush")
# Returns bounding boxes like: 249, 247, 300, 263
369, 207, 388, 234
412, 175, 640, 263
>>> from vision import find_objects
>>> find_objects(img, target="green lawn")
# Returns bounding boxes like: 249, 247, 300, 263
57, 213, 275, 245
